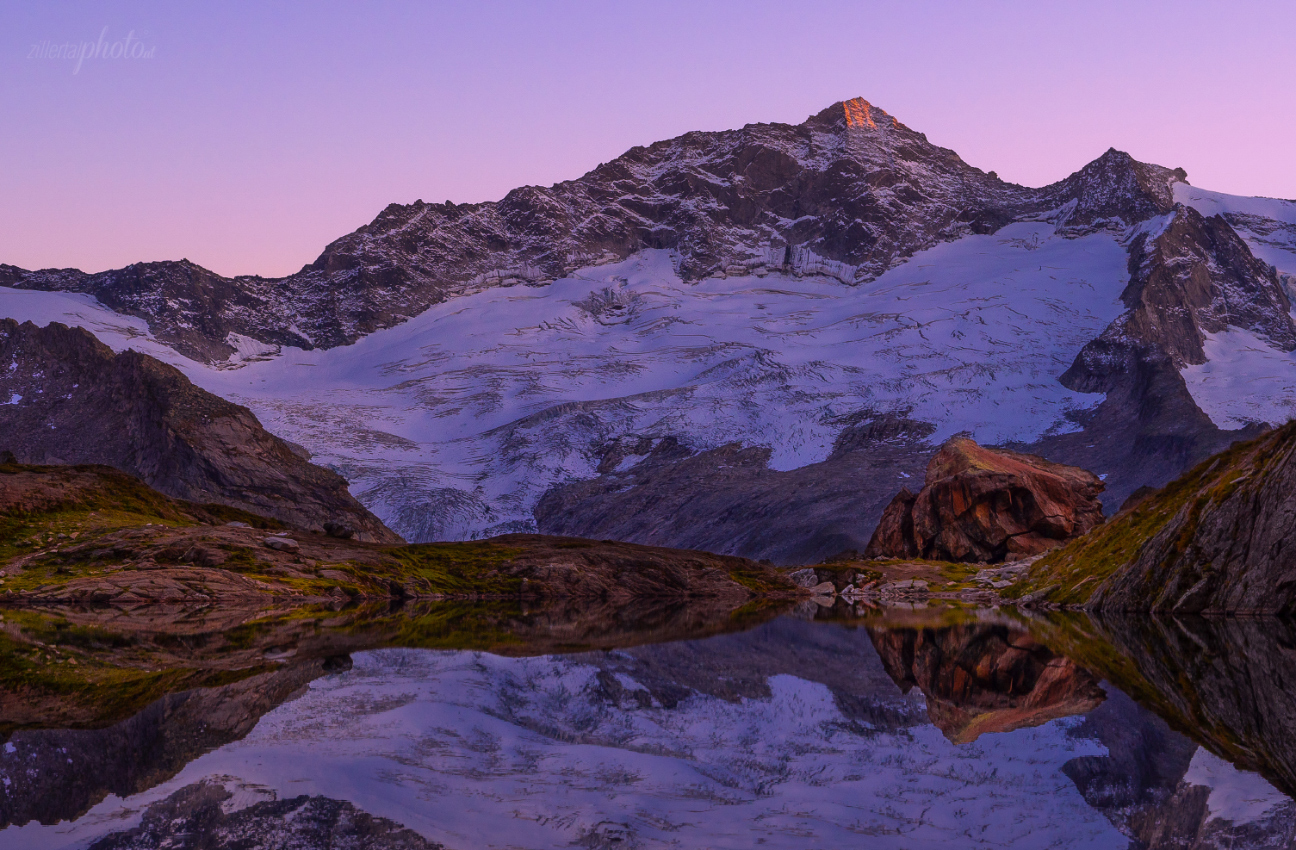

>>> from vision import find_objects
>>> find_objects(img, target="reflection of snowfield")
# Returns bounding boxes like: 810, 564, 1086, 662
0, 222, 1128, 542
1184, 748, 1290, 825
22, 648, 1127, 850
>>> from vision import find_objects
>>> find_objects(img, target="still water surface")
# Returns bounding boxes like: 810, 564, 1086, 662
1, 606, 1294, 849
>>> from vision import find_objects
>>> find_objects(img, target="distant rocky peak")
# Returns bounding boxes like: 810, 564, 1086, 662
1041, 147, 1188, 232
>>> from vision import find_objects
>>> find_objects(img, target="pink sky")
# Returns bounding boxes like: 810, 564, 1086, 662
2, 0, 1294, 278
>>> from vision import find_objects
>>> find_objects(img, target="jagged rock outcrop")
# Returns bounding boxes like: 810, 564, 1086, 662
1026, 421, 1296, 613
0, 98, 1187, 363
867, 624, 1105, 743
0, 320, 399, 541
1064, 205, 1296, 389
864, 437, 1105, 563
1029, 203, 1296, 513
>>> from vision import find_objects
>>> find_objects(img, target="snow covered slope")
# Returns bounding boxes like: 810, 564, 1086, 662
0, 219, 1128, 542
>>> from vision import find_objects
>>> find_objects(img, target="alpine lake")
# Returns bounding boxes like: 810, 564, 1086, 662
1, 598, 1294, 850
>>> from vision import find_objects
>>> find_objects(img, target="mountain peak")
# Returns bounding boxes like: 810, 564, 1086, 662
808, 96, 903, 132
842, 96, 879, 129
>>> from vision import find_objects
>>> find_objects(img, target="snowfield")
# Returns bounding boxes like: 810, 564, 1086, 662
1, 222, 1131, 541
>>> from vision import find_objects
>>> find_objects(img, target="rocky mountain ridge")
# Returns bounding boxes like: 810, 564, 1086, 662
2, 98, 1295, 558
1, 98, 1187, 363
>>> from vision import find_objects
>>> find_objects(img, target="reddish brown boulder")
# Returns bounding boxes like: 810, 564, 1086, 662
864, 437, 1104, 563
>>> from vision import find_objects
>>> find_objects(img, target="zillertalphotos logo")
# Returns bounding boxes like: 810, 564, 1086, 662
28, 28, 157, 74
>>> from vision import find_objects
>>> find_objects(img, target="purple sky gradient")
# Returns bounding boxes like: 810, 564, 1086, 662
2, 0, 1294, 277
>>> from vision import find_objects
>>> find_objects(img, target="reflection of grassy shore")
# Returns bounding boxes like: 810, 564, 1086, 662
0, 594, 795, 736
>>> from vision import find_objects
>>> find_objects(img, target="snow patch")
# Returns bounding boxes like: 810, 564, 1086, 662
1182, 328, 1296, 429
223, 332, 280, 366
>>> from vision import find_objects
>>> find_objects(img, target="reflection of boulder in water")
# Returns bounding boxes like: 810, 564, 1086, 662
867, 624, 1106, 742
87, 779, 440, 850
1061, 687, 1296, 848
0, 657, 343, 829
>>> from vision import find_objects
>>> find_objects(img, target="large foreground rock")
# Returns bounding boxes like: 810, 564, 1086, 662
865, 437, 1105, 563
0, 320, 399, 542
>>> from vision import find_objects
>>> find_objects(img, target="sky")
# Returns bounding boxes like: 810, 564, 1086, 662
1, 1, 1293, 278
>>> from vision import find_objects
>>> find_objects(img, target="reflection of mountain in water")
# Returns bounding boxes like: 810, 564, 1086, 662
1023, 612, 1296, 848
5, 611, 1296, 849
583, 616, 927, 731
86, 779, 443, 850
1039, 614, 1296, 801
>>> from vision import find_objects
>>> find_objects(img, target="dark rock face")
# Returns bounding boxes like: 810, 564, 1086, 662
87, 780, 439, 850
534, 417, 934, 565
0, 98, 1185, 362
0, 320, 399, 541
1074, 422, 1296, 614
1026, 351, 1264, 517
864, 437, 1105, 563
867, 624, 1105, 743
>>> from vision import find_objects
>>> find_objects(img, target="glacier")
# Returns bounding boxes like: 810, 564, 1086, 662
1, 221, 1131, 542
